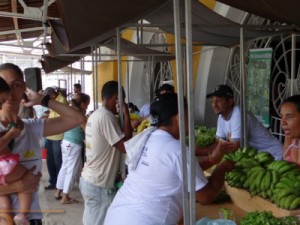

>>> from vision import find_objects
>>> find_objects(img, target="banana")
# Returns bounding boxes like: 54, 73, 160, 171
266, 189, 273, 198
275, 181, 294, 189
254, 170, 266, 191
249, 178, 257, 192
282, 168, 300, 177
270, 170, 279, 189
247, 168, 264, 184
278, 163, 298, 175
234, 152, 245, 161
257, 155, 274, 164
260, 191, 267, 199
272, 188, 283, 195
277, 188, 299, 200
267, 161, 277, 170
283, 194, 297, 209
294, 181, 300, 189
279, 177, 296, 188
247, 166, 264, 175
268, 160, 289, 171
261, 170, 272, 191
242, 147, 249, 154
247, 148, 257, 157
254, 152, 269, 160
223, 153, 234, 161
136, 119, 150, 133
243, 178, 251, 189
279, 196, 288, 208
289, 197, 300, 210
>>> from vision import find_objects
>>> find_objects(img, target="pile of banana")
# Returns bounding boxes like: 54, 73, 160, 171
136, 119, 150, 133
224, 147, 300, 210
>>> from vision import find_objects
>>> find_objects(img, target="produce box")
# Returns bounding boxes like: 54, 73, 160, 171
224, 182, 300, 217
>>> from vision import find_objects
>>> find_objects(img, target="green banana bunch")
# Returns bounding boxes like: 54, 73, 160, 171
225, 170, 247, 188
235, 158, 260, 169
267, 160, 299, 176
254, 151, 274, 165
223, 146, 300, 210
270, 174, 300, 209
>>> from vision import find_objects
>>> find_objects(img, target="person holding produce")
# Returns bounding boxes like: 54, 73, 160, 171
200, 84, 282, 160
104, 92, 235, 225
280, 95, 300, 164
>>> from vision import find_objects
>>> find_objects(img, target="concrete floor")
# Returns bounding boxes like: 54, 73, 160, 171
39, 160, 84, 225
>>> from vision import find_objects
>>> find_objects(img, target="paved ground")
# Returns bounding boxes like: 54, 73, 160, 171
39, 160, 84, 225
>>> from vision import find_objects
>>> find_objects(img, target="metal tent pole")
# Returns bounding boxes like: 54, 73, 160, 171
117, 28, 124, 124
291, 33, 296, 96
185, 0, 195, 224
150, 56, 154, 102
173, 0, 190, 224
91, 46, 97, 110
240, 27, 247, 147
80, 58, 85, 93
95, 45, 100, 108
126, 60, 130, 103
117, 27, 126, 180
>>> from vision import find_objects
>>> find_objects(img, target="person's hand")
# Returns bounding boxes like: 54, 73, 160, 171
116, 101, 130, 115
221, 141, 239, 154
216, 160, 235, 172
8, 126, 21, 138
210, 141, 227, 163
21, 88, 43, 107
21, 166, 41, 193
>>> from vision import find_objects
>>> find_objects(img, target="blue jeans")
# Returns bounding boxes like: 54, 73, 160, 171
79, 178, 116, 225
45, 139, 62, 187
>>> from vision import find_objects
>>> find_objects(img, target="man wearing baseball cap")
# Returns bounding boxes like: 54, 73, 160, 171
202, 84, 282, 160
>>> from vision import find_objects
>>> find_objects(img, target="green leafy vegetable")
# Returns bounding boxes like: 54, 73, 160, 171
240, 211, 297, 225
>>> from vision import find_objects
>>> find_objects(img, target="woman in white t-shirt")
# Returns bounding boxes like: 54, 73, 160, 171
104, 93, 235, 225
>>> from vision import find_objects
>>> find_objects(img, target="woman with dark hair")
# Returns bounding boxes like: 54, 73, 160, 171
54, 94, 90, 204
104, 93, 235, 225
0, 63, 84, 225
280, 95, 300, 164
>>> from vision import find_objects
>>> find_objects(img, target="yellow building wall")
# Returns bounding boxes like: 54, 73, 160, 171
93, 0, 216, 102
93, 30, 134, 102
166, 0, 216, 93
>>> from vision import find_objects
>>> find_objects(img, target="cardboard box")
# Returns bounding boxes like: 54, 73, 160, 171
224, 182, 300, 217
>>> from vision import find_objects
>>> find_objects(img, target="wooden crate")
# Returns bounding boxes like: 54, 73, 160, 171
224, 182, 300, 217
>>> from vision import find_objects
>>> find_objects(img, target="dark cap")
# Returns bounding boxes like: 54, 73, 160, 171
206, 84, 234, 98
157, 84, 174, 94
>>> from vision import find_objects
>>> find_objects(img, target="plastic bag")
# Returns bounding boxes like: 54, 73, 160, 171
196, 217, 237, 225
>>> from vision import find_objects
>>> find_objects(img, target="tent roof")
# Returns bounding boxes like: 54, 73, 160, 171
48, 0, 293, 53
1, 0, 300, 48
145, 0, 285, 47
217, 0, 300, 27
49, 0, 169, 52
1, 0, 300, 73
41, 37, 175, 73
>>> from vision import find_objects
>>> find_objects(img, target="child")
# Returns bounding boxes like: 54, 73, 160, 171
0, 77, 31, 225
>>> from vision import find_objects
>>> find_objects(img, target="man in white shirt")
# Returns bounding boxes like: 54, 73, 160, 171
204, 84, 282, 160
80, 81, 132, 225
